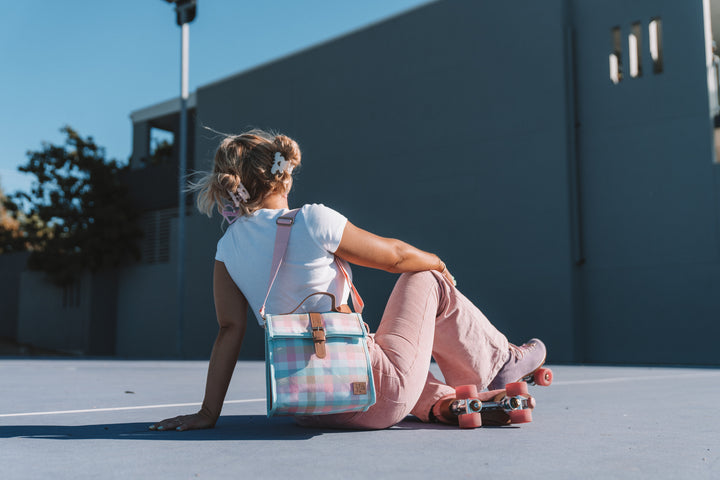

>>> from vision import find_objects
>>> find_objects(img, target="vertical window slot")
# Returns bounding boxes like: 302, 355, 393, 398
610, 26, 623, 84
649, 18, 664, 74
629, 22, 643, 78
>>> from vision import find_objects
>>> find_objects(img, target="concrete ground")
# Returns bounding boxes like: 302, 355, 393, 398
1, 359, 718, 480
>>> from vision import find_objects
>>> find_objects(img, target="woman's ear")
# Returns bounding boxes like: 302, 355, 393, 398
284, 177, 294, 196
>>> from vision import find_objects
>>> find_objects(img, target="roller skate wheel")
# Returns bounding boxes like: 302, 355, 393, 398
458, 412, 482, 429
505, 382, 528, 397
508, 409, 533, 424
534, 367, 553, 386
455, 385, 482, 428
455, 384, 478, 399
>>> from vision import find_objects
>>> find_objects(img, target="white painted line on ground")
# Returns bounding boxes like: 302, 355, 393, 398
553, 371, 720, 386
0, 398, 265, 418
4, 371, 718, 417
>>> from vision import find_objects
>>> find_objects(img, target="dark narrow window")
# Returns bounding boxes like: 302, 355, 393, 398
649, 18, 663, 74
610, 26, 623, 84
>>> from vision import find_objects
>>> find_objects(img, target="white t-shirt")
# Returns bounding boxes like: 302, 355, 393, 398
215, 203, 351, 325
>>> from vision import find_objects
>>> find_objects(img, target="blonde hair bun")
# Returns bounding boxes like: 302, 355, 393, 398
273, 134, 301, 171
188, 128, 302, 219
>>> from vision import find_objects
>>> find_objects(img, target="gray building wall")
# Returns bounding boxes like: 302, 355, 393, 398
571, 0, 720, 363
178, 0, 719, 364
115, 214, 218, 358
17, 271, 89, 354
16, 270, 117, 355
186, 0, 578, 361
0, 252, 30, 340
10, 0, 712, 364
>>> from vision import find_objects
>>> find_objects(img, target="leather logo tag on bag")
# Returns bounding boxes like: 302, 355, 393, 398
352, 382, 367, 395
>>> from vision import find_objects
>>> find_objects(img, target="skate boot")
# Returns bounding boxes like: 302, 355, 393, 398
488, 338, 553, 391
431, 383, 536, 429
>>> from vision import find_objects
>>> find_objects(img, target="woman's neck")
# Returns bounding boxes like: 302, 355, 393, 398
260, 192, 289, 210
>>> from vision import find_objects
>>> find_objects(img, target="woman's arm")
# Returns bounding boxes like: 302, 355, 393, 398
335, 221, 455, 286
150, 260, 247, 431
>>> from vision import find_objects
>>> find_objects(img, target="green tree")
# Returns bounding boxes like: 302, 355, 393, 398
7, 126, 141, 285
0, 183, 17, 228
145, 138, 174, 166
0, 182, 23, 253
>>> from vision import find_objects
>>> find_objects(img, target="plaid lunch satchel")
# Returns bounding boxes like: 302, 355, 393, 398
260, 209, 376, 416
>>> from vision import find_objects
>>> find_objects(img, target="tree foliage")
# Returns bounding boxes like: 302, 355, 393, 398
0, 184, 18, 229
145, 138, 174, 166
2, 126, 142, 285
0, 182, 23, 252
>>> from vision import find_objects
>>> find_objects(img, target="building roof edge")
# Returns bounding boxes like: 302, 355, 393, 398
129, 93, 197, 123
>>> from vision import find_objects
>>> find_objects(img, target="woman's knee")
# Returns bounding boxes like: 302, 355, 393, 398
395, 270, 443, 291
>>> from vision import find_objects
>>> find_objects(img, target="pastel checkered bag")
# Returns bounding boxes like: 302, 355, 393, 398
261, 210, 376, 417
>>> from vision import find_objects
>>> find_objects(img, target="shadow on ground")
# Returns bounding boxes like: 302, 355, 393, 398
0, 415, 456, 441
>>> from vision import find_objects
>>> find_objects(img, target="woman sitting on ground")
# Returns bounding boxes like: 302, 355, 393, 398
150, 129, 547, 431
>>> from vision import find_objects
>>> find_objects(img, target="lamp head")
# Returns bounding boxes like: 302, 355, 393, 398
163, 0, 197, 26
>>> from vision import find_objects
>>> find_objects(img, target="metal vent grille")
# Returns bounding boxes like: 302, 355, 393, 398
139, 208, 177, 264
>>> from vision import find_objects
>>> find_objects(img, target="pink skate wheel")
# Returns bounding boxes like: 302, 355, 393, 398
459, 412, 482, 429
505, 382, 528, 397
534, 368, 553, 386
508, 409, 533, 424
455, 384, 478, 399
455, 385, 482, 429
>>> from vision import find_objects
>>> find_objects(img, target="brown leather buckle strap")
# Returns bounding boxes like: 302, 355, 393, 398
286, 292, 339, 314
309, 313, 327, 359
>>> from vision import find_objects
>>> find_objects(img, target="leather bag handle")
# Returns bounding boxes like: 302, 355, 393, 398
285, 292, 339, 315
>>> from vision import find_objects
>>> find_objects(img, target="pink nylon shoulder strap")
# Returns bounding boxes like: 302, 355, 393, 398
259, 209, 364, 317
334, 259, 364, 313
259, 209, 299, 318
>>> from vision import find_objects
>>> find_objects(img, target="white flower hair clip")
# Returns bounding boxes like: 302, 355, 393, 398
271, 152, 294, 175
227, 182, 250, 207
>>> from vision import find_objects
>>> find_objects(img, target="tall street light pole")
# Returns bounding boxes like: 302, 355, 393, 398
164, 0, 197, 358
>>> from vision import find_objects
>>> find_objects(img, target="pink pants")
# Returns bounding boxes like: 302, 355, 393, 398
297, 271, 510, 430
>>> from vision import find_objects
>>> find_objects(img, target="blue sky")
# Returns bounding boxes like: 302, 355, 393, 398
0, 0, 432, 195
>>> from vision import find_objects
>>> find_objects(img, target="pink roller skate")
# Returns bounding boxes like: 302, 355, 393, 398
432, 383, 536, 429
488, 338, 553, 390
451, 383, 536, 429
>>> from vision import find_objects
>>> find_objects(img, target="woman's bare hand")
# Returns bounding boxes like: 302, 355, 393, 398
149, 410, 216, 432
442, 267, 457, 287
